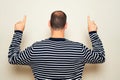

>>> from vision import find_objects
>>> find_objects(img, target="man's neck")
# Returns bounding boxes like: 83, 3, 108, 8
51, 30, 65, 38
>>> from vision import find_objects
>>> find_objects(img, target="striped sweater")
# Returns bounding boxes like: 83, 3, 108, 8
8, 30, 105, 80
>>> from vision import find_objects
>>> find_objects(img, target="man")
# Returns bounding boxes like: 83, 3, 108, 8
8, 10, 105, 80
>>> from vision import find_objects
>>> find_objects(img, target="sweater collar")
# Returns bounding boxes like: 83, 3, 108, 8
49, 37, 66, 41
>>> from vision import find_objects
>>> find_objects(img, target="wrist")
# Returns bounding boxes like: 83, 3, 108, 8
89, 31, 97, 34
14, 30, 23, 34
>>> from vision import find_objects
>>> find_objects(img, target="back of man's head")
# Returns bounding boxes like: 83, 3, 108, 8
50, 10, 67, 30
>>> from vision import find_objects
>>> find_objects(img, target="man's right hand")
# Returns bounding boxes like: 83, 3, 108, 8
14, 16, 26, 32
87, 16, 97, 32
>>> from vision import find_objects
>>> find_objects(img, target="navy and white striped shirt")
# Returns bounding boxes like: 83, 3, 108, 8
8, 30, 105, 80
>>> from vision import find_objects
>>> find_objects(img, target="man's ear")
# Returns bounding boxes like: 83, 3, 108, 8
48, 20, 51, 28
64, 23, 67, 30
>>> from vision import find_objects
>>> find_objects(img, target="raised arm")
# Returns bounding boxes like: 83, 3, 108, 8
8, 16, 34, 65
83, 16, 105, 63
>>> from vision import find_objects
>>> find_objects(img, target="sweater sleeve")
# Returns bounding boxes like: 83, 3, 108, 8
83, 31, 105, 63
8, 30, 34, 65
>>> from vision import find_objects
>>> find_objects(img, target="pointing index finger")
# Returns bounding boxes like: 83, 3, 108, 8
87, 16, 90, 22
23, 16, 27, 24
87, 16, 91, 25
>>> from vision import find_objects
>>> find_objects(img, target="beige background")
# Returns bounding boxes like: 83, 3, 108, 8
0, 0, 120, 80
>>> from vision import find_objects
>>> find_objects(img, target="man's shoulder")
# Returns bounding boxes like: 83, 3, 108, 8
66, 39, 84, 46
32, 39, 49, 45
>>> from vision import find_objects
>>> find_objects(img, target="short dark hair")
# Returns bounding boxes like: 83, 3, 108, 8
50, 10, 67, 30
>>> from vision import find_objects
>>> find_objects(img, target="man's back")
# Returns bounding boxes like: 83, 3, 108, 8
30, 38, 85, 79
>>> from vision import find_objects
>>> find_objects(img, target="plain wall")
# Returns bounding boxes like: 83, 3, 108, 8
0, 0, 120, 80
